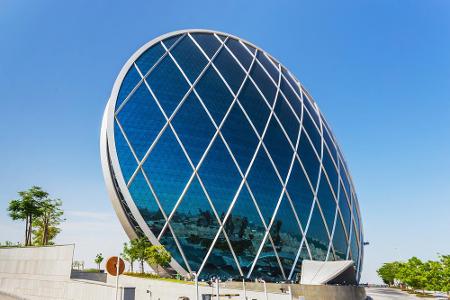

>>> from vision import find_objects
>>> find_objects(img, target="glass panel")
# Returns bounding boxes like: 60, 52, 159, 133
221, 104, 259, 172
142, 128, 192, 216
170, 177, 220, 273
263, 118, 293, 180
238, 80, 270, 136
171, 36, 208, 83
162, 34, 182, 49
282, 67, 301, 97
306, 204, 329, 261
135, 43, 165, 76
340, 163, 352, 202
195, 66, 234, 125
114, 121, 137, 183
302, 109, 321, 155
171, 92, 216, 166
246, 148, 283, 225
250, 239, 284, 281
198, 138, 242, 220
201, 232, 241, 280
250, 62, 277, 106
270, 195, 302, 276
226, 185, 265, 276
297, 131, 321, 188
339, 183, 352, 235
323, 125, 337, 162
213, 47, 246, 94
116, 66, 141, 110
333, 215, 349, 260
290, 243, 309, 282
281, 77, 302, 120
352, 194, 361, 236
323, 146, 339, 196
128, 170, 165, 237
302, 92, 320, 126
350, 224, 360, 265
147, 55, 190, 116
226, 38, 253, 71
274, 95, 300, 146
191, 32, 221, 59
159, 228, 189, 272
217, 34, 226, 41
243, 42, 256, 54
116, 82, 165, 160
316, 172, 337, 231
286, 159, 315, 228
256, 52, 279, 82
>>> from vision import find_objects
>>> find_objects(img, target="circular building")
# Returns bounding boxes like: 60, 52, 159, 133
100, 29, 363, 282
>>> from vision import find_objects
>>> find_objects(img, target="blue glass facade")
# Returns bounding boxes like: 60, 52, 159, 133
104, 30, 363, 282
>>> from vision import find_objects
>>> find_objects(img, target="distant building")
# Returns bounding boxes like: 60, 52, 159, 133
100, 29, 364, 282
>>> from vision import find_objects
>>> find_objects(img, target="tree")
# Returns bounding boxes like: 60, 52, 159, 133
439, 255, 450, 296
145, 245, 171, 275
8, 186, 48, 246
95, 253, 104, 270
130, 237, 151, 274
377, 261, 402, 286
122, 242, 138, 272
32, 198, 64, 245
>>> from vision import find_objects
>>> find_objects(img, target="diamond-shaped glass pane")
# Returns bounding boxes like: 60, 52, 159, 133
171, 36, 208, 83
213, 47, 246, 94
128, 170, 165, 237
169, 177, 219, 272
286, 159, 315, 228
238, 80, 271, 136
147, 55, 190, 116
339, 183, 352, 235
256, 52, 279, 82
274, 95, 300, 146
159, 228, 189, 272
349, 224, 360, 264
226, 38, 253, 71
323, 124, 338, 162
142, 128, 192, 216
116, 65, 141, 110
281, 77, 302, 120
225, 185, 265, 275
302, 109, 321, 154
306, 204, 329, 261
270, 195, 302, 276
250, 239, 284, 281
191, 33, 222, 59
297, 131, 321, 188
250, 62, 277, 107
135, 43, 165, 76
221, 104, 259, 172
114, 121, 138, 183
171, 92, 216, 166
195, 66, 234, 125
323, 146, 339, 196
282, 67, 301, 97
316, 173, 337, 231
201, 232, 241, 279
333, 214, 348, 260
246, 148, 283, 225
198, 138, 242, 220
302, 92, 321, 126
162, 34, 182, 49
116, 82, 165, 160
263, 118, 294, 180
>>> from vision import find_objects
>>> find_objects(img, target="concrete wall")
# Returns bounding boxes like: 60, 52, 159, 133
0, 245, 366, 300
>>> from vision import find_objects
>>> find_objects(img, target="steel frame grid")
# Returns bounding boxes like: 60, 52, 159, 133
101, 29, 364, 282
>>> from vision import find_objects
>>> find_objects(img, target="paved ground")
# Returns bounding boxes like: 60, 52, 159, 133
366, 287, 420, 299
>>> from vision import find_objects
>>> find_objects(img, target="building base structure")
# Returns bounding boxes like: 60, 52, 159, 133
0, 245, 366, 300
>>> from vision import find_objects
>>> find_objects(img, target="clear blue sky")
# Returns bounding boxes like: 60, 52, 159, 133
1, 0, 449, 283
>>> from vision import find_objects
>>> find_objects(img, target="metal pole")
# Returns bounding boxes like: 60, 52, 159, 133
288, 285, 292, 300
262, 280, 267, 300
242, 278, 246, 300
194, 273, 199, 300
115, 256, 120, 300
216, 278, 219, 300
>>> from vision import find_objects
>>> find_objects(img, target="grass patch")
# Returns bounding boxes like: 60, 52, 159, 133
123, 272, 195, 285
